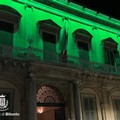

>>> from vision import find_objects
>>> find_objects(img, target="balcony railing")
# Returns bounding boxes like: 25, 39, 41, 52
0, 44, 120, 76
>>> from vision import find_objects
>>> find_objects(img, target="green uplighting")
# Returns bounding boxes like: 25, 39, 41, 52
0, 0, 120, 66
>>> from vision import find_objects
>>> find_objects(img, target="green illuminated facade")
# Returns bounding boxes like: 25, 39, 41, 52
0, 0, 120, 120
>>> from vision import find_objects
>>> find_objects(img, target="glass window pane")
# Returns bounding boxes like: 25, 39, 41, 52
43, 32, 56, 43
85, 112, 90, 120
114, 100, 119, 110
84, 98, 89, 110
116, 111, 120, 119
89, 98, 94, 111
90, 112, 95, 120
83, 97, 97, 120
77, 41, 89, 51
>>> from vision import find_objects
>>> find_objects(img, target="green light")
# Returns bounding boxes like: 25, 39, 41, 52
0, 0, 120, 65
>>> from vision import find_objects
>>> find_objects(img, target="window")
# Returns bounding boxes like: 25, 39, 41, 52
82, 95, 98, 120
38, 19, 60, 63
39, 19, 60, 42
105, 49, 118, 65
0, 5, 21, 58
0, 20, 14, 46
113, 98, 120, 120
0, 5, 21, 46
0, 20, 14, 33
102, 37, 119, 65
77, 41, 89, 51
42, 32, 56, 43
73, 29, 92, 61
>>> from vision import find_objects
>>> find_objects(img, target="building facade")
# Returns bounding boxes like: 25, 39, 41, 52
0, 0, 120, 120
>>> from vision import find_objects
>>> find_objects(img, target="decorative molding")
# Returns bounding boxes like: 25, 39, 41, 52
92, 27, 97, 31
24, 3, 33, 10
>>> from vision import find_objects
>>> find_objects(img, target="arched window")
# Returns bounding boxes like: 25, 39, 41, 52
102, 37, 119, 65
37, 85, 64, 105
73, 29, 92, 61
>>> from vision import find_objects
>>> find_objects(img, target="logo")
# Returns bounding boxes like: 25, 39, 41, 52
0, 94, 9, 111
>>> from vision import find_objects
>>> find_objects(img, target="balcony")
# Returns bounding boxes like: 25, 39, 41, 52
0, 44, 120, 76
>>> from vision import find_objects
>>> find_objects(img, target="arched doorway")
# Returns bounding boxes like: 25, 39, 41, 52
36, 85, 65, 120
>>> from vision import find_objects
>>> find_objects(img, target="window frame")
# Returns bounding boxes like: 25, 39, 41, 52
81, 93, 98, 120
0, 8, 21, 33
40, 29, 57, 44
0, 19, 18, 46
73, 29, 92, 51
76, 38, 90, 51
38, 20, 61, 63
0, 10, 20, 47
112, 96, 120, 120
102, 38, 118, 65
105, 48, 117, 65
75, 36, 91, 61
39, 21, 60, 44
73, 29, 92, 61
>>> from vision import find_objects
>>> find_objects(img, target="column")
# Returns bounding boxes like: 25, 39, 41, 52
69, 83, 76, 120
26, 71, 37, 120
20, 88, 28, 120
101, 86, 107, 120
73, 81, 81, 120
100, 103, 106, 120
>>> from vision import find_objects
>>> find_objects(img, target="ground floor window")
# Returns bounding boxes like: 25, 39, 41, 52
82, 94, 98, 120
113, 98, 120, 120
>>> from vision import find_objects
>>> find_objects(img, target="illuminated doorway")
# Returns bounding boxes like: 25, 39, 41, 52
37, 85, 65, 120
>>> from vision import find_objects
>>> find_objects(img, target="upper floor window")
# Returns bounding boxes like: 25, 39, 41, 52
0, 20, 14, 33
38, 19, 61, 62
82, 95, 98, 120
39, 19, 60, 45
0, 20, 14, 46
102, 37, 119, 65
0, 5, 21, 46
73, 29, 92, 61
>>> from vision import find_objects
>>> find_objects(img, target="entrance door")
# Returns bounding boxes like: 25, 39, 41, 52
37, 106, 65, 120
37, 85, 65, 120
55, 107, 65, 120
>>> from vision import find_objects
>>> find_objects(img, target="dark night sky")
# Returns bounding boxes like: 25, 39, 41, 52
70, 0, 120, 20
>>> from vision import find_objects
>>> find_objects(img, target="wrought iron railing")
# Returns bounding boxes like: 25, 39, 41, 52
0, 44, 120, 75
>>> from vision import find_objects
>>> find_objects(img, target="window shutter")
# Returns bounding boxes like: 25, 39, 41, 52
103, 48, 109, 64
115, 51, 120, 66
79, 49, 89, 61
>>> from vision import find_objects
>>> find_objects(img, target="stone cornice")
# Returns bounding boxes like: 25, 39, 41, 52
33, 0, 120, 31
31, 62, 120, 85
11, 0, 120, 33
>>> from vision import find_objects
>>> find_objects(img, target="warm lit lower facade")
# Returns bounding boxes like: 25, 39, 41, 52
0, 0, 120, 120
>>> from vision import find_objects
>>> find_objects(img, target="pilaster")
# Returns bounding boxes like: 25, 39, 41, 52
73, 81, 81, 120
